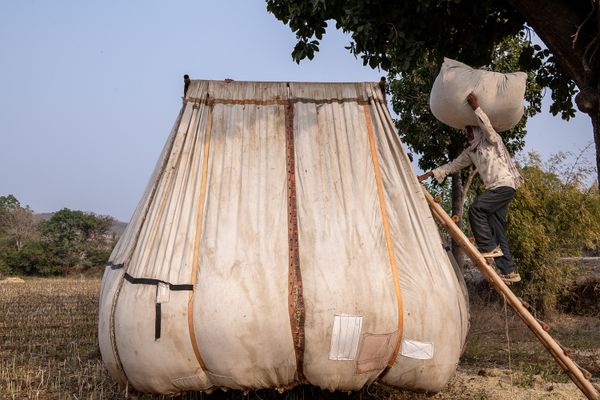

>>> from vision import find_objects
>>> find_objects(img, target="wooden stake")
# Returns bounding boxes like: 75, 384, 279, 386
420, 185, 599, 400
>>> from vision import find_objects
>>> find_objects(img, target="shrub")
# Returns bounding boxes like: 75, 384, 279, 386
506, 153, 600, 313
0, 258, 11, 277
5, 241, 59, 276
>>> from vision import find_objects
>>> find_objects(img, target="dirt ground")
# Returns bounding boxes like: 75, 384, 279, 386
444, 257, 600, 400
0, 276, 598, 400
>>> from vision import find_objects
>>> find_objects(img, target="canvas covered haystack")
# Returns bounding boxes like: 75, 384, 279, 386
98, 80, 469, 394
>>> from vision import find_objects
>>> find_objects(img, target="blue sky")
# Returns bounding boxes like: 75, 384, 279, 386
0, 1, 595, 221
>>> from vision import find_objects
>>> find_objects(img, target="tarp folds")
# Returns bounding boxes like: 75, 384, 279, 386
99, 80, 469, 394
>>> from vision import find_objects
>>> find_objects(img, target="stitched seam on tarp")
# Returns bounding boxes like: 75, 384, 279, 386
285, 99, 306, 383
363, 103, 404, 369
184, 97, 379, 106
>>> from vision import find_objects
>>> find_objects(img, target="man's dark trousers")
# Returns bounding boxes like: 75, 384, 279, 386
468, 186, 516, 274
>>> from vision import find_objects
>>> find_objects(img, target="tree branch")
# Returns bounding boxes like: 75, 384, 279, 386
508, 0, 588, 87
575, 1, 600, 74
571, 1, 595, 49
461, 167, 477, 205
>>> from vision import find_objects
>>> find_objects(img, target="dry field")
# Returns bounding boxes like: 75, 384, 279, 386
0, 278, 598, 400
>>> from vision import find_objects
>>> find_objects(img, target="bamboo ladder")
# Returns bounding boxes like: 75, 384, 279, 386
420, 186, 600, 400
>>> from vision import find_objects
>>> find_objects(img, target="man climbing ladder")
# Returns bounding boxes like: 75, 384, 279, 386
419, 93, 522, 284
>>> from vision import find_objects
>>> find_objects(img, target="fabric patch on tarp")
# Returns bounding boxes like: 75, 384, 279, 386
355, 331, 399, 374
328, 314, 363, 361
156, 282, 170, 304
400, 339, 434, 360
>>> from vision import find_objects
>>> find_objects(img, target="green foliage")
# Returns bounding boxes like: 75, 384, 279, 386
392, 35, 542, 174
0, 258, 11, 277
37, 208, 115, 275
0, 194, 20, 240
39, 208, 113, 244
266, 0, 576, 118
0, 195, 24, 275
0, 196, 37, 254
0, 196, 116, 277
5, 241, 54, 276
267, 0, 522, 70
0, 194, 20, 211
507, 153, 600, 313
391, 54, 460, 172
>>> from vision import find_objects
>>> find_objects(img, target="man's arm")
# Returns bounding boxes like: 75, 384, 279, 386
467, 93, 498, 145
417, 171, 433, 182
432, 150, 473, 183
419, 150, 473, 183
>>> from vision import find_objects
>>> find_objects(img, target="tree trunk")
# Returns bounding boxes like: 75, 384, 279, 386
448, 141, 465, 266
590, 104, 600, 188
450, 171, 465, 266
576, 86, 600, 188
507, 0, 600, 186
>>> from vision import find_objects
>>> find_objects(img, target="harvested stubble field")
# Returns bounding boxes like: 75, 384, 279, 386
0, 278, 598, 400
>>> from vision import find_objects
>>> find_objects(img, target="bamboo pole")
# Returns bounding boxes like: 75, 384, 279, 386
421, 185, 600, 400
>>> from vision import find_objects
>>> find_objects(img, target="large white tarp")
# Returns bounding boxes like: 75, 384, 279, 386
99, 80, 469, 394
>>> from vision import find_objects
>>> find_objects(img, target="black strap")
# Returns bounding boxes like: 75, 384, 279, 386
124, 273, 193, 291
155, 303, 162, 340
122, 273, 193, 341
108, 262, 125, 270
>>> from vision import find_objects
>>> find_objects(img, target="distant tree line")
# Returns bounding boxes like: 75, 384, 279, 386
1, 153, 598, 312
0, 195, 116, 277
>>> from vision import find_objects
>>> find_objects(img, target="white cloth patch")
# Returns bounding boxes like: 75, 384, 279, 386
328, 314, 363, 361
156, 282, 170, 304
400, 339, 434, 360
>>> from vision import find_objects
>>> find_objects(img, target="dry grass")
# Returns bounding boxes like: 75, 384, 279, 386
0, 278, 597, 399
0, 278, 120, 399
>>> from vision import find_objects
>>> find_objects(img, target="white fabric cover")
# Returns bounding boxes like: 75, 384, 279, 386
429, 58, 526, 131
99, 80, 469, 394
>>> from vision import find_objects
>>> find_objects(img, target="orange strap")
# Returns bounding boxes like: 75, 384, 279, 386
187, 104, 212, 371
363, 104, 404, 367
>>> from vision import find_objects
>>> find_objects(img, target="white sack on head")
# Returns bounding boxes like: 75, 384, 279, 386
429, 58, 526, 131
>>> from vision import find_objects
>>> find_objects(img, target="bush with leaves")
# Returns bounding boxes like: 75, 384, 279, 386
5, 241, 54, 276
36, 208, 115, 275
0, 195, 38, 276
506, 152, 600, 313
0, 199, 117, 276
